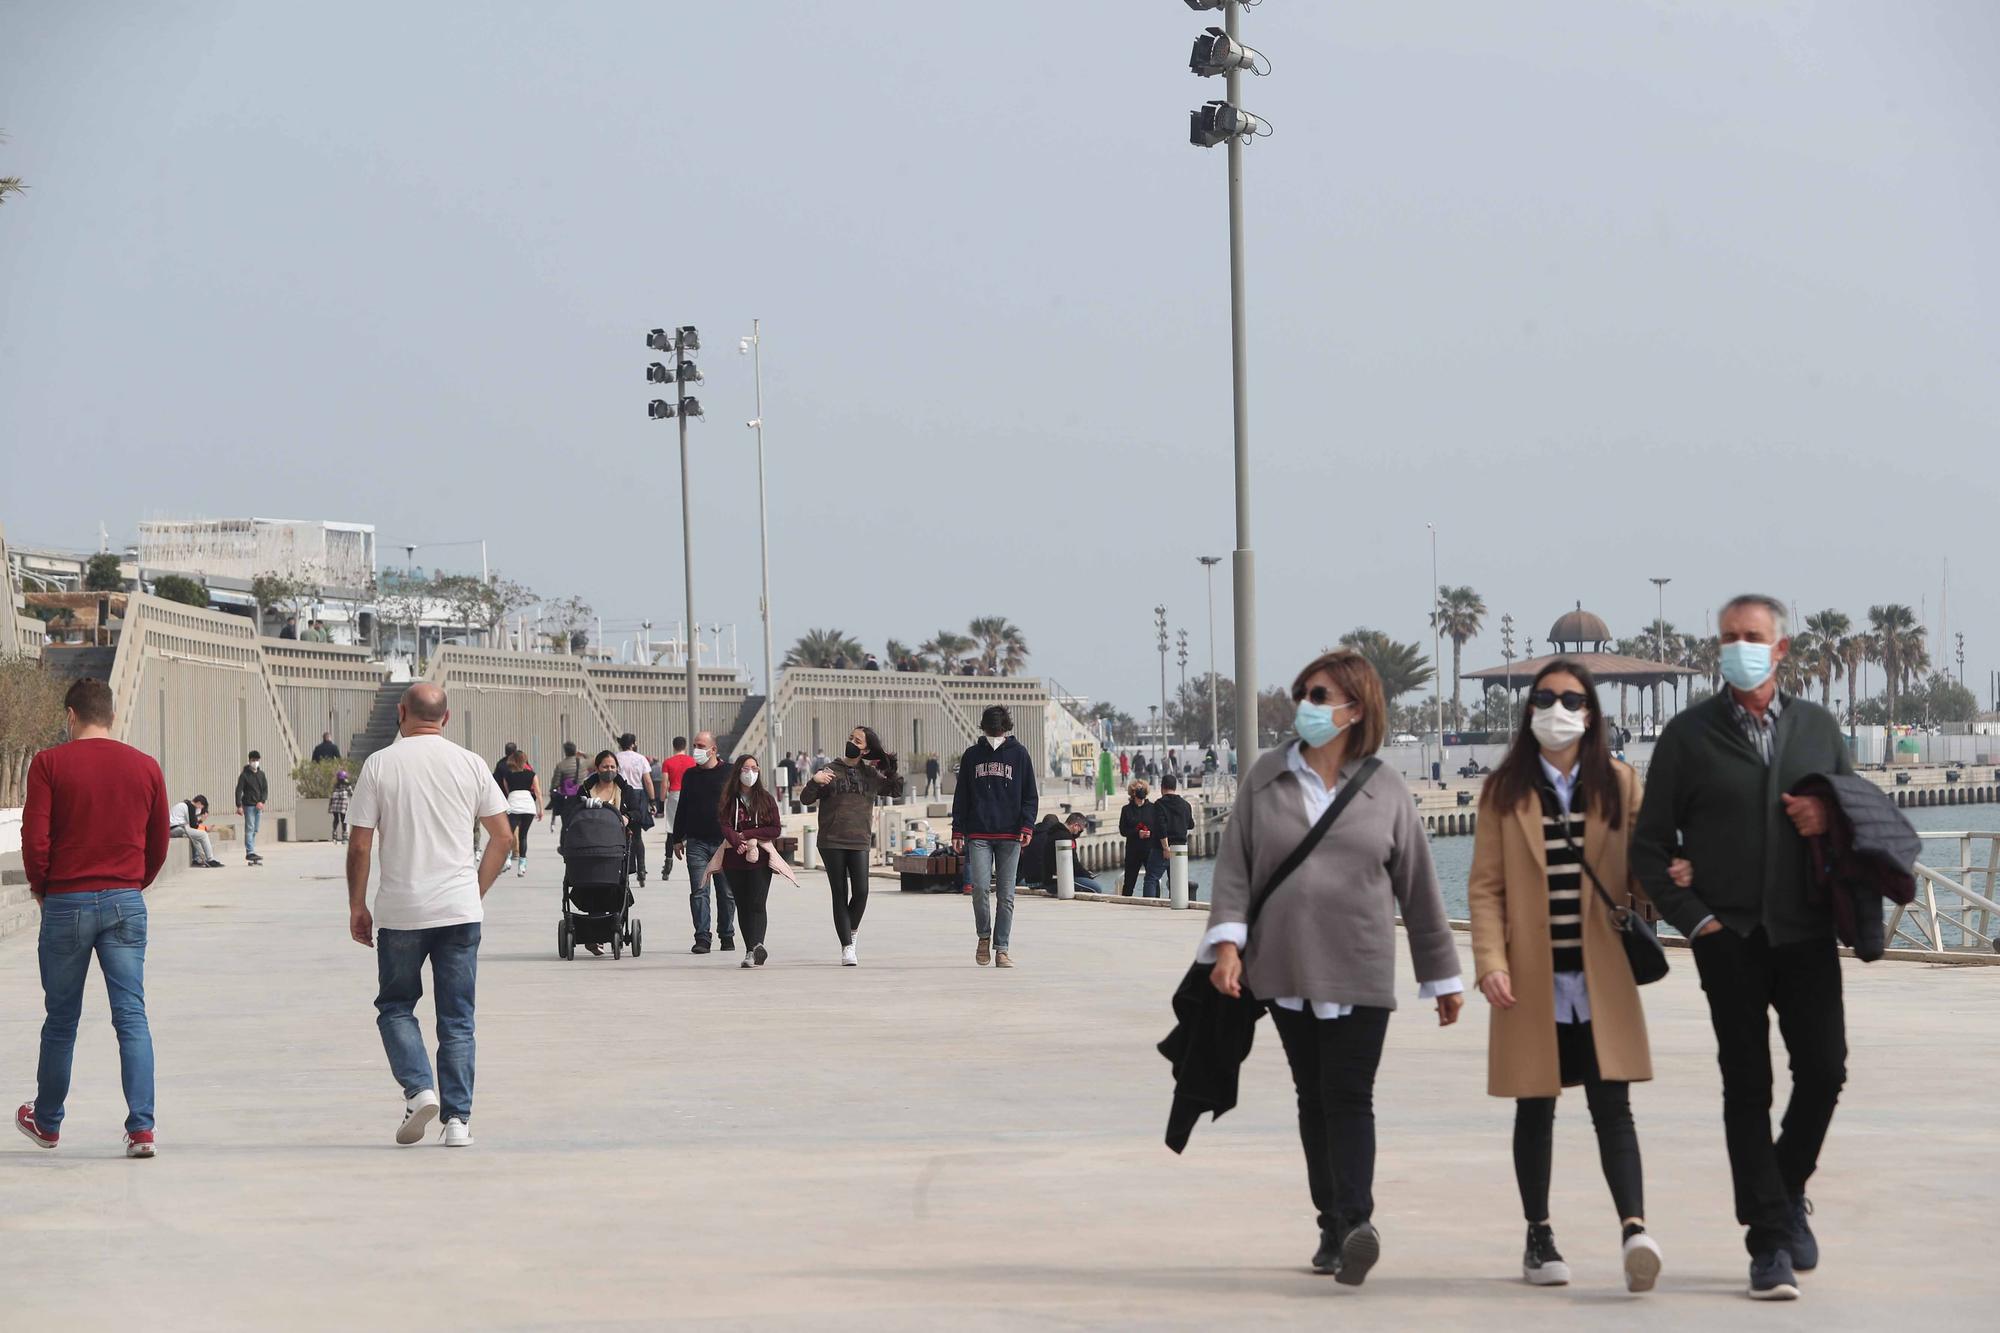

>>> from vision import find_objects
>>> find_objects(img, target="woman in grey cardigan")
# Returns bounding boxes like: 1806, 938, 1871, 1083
1204, 648, 1464, 1286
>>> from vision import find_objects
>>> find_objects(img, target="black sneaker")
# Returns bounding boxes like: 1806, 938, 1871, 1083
719, 937, 735, 952
1788, 1195, 1818, 1271
1749, 1249, 1800, 1301
1333, 1221, 1380, 1287
690, 940, 711, 955
1310, 1230, 1338, 1275
1523, 1223, 1570, 1286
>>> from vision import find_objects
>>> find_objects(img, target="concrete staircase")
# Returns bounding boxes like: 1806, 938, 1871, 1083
345, 681, 406, 772
717, 693, 765, 758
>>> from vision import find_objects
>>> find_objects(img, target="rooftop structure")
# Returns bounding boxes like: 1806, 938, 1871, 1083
138, 517, 377, 591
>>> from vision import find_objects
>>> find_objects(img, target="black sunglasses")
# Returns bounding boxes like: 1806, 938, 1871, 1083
1530, 688, 1590, 711
1297, 685, 1354, 708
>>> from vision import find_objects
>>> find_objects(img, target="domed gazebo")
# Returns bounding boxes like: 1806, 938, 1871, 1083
1463, 602, 1699, 724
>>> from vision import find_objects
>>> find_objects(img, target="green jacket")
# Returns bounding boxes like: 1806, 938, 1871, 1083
1631, 690, 1854, 945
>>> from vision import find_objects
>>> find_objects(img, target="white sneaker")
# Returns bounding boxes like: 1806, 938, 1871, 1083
441, 1118, 474, 1147
1623, 1231, 1663, 1293
516, 857, 527, 877
397, 1089, 440, 1145
841, 943, 858, 967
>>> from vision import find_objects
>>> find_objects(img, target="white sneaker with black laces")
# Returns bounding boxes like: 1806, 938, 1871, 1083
441, 1118, 474, 1147
397, 1089, 440, 1145
841, 943, 858, 966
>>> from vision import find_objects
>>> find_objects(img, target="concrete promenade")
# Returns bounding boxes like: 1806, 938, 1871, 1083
2, 844, 1996, 1330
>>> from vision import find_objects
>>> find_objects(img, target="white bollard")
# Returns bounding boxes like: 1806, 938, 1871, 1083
802, 825, 817, 870
1168, 841, 1189, 910
1056, 840, 1075, 900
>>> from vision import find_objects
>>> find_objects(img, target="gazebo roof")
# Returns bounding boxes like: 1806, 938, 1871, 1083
1464, 651, 1700, 689
1549, 607, 1613, 646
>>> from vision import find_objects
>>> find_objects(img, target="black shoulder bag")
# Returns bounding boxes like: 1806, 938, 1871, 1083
1554, 815, 1668, 986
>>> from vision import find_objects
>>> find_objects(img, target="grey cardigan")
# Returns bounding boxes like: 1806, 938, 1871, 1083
1205, 745, 1460, 1010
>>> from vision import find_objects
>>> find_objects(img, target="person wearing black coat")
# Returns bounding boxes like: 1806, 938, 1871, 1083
1156, 774, 1195, 845
1120, 782, 1168, 898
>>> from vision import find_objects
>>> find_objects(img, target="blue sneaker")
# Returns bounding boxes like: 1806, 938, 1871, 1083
1749, 1249, 1800, 1301
1788, 1195, 1818, 1271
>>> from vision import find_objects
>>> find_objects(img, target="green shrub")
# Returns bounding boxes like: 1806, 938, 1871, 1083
292, 757, 347, 800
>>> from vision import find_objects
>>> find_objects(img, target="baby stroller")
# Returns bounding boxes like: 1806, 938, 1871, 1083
557, 798, 641, 961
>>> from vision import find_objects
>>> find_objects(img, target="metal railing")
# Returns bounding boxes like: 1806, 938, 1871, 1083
1888, 832, 2000, 954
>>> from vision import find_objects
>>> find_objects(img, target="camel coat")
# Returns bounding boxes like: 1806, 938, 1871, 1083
1467, 761, 1653, 1099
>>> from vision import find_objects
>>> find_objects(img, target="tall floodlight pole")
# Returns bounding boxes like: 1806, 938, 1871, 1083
1198, 555, 1223, 750
649, 326, 705, 739
742, 321, 778, 786
1428, 523, 1443, 772
1176, 629, 1190, 759
1155, 605, 1170, 772
1650, 576, 1671, 727
1189, 2, 1269, 770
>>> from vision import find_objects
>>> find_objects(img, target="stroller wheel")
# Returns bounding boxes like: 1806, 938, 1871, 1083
611, 926, 623, 961
558, 919, 573, 961
631, 919, 642, 958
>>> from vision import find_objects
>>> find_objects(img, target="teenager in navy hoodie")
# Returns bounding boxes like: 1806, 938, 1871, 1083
951, 705, 1038, 968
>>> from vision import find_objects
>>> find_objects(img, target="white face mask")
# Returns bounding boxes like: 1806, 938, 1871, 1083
692, 748, 710, 765
740, 770, 760, 788
250, 761, 261, 771
1530, 704, 1589, 752
985, 733, 1007, 748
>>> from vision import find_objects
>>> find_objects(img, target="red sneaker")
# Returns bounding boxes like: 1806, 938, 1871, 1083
124, 1130, 156, 1159
14, 1103, 57, 1149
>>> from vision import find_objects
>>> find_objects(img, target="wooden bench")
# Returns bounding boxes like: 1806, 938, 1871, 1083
894, 853, 961, 893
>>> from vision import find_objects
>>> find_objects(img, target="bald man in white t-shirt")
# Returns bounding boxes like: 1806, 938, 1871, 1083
345, 683, 511, 1148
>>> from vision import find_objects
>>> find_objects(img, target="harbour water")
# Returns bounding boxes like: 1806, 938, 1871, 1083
1186, 799, 1998, 927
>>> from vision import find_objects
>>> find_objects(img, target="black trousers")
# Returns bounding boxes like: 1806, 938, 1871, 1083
732, 866, 773, 949
1513, 1020, 1645, 1224
1270, 1002, 1392, 1237
1121, 842, 1165, 897
822, 847, 870, 947
1692, 926, 1847, 1255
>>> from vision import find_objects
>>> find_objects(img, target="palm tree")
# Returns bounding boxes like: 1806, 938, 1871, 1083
920, 630, 976, 674
0, 130, 25, 208
885, 638, 916, 670
1685, 634, 1722, 695
1428, 586, 1486, 724
1866, 604, 1924, 726
966, 615, 1029, 675
1337, 628, 1435, 701
1803, 610, 1850, 707
1780, 630, 1820, 696
783, 627, 864, 669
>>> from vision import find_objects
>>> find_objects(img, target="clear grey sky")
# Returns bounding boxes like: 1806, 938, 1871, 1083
4, 2, 1995, 714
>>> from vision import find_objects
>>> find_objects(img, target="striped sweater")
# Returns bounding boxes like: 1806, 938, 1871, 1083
1537, 784, 1586, 974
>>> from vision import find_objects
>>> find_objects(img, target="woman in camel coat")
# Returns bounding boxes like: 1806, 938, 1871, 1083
1469, 659, 1662, 1295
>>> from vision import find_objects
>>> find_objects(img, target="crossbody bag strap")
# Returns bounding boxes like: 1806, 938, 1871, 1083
1552, 803, 1628, 922
1245, 755, 1383, 933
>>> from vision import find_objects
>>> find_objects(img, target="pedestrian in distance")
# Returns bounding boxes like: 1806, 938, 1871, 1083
1203, 648, 1463, 1286
670, 731, 737, 954
1119, 781, 1167, 898
924, 753, 942, 800
345, 683, 512, 1149
800, 726, 904, 965
586, 750, 651, 955
15, 678, 169, 1159
1631, 594, 1854, 1302
774, 748, 794, 808
1157, 771, 1194, 849
1119, 750, 1130, 784
548, 741, 587, 832
717, 754, 783, 969
278, 616, 298, 640
951, 705, 1037, 968
615, 733, 656, 823
170, 793, 224, 867
329, 769, 355, 844
235, 749, 268, 864
661, 736, 695, 834
1470, 659, 1663, 1294
498, 749, 541, 878
312, 731, 342, 762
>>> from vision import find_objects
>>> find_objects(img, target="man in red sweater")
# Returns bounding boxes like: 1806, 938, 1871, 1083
15, 678, 169, 1158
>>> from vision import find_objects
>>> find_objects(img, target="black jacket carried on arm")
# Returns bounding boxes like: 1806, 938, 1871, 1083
1631, 691, 1855, 946
1788, 771, 1919, 961
670, 763, 728, 845
1158, 962, 1265, 1153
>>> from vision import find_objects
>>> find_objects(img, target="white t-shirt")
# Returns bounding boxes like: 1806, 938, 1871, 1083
615, 749, 649, 791
348, 732, 507, 930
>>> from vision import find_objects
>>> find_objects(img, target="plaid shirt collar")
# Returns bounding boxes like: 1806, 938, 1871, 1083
1724, 687, 1784, 762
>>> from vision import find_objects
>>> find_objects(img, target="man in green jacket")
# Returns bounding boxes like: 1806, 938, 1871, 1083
1632, 594, 1851, 1303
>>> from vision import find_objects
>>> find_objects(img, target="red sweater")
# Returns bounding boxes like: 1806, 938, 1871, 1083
21, 738, 171, 896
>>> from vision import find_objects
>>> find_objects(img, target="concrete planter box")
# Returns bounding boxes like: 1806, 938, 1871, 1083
288, 803, 334, 842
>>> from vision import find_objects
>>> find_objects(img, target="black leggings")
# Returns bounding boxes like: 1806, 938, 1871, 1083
822, 847, 871, 946
1513, 1021, 1645, 1223
733, 866, 773, 949
509, 813, 532, 855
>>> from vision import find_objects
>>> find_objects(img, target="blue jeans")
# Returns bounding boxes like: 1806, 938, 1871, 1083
242, 804, 261, 856
375, 923, 481, 1123
36, 890, 155, 1134
683, 838, 736, 944
966, 838, 1020, 951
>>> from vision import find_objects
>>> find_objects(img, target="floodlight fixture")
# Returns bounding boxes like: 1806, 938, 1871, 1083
1184, 0, 1228, 10
676, 326, 700, 352
1189, 100, 1269, 147
1190, 26, 1266, 77
647, 362, 671, 383
647, 328, 672, 351
677, 361, 704, 385
648, 399, 677, 420
680, 396, 704, 418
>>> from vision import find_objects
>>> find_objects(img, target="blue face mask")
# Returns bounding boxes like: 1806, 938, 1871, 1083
1719, 640, 1775, 691
1295, 700, 1346, 748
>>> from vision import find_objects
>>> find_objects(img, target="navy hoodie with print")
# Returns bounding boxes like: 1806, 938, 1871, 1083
951, 735, 1038, 839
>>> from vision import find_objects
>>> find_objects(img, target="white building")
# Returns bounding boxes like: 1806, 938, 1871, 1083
137, 517, 376, 591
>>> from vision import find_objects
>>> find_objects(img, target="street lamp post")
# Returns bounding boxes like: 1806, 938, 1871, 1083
1198, 556, 1222, 752
649, 326, 705, 739
1155, 605, 1170, 774
1428, 522, 1442, 781
1650, 576, 1671, 727
1176, 629, 1190, 763
741, 320, 779, 788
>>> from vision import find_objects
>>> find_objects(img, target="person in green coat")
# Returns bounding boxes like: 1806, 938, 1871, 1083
1096, 748, 1116, 808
